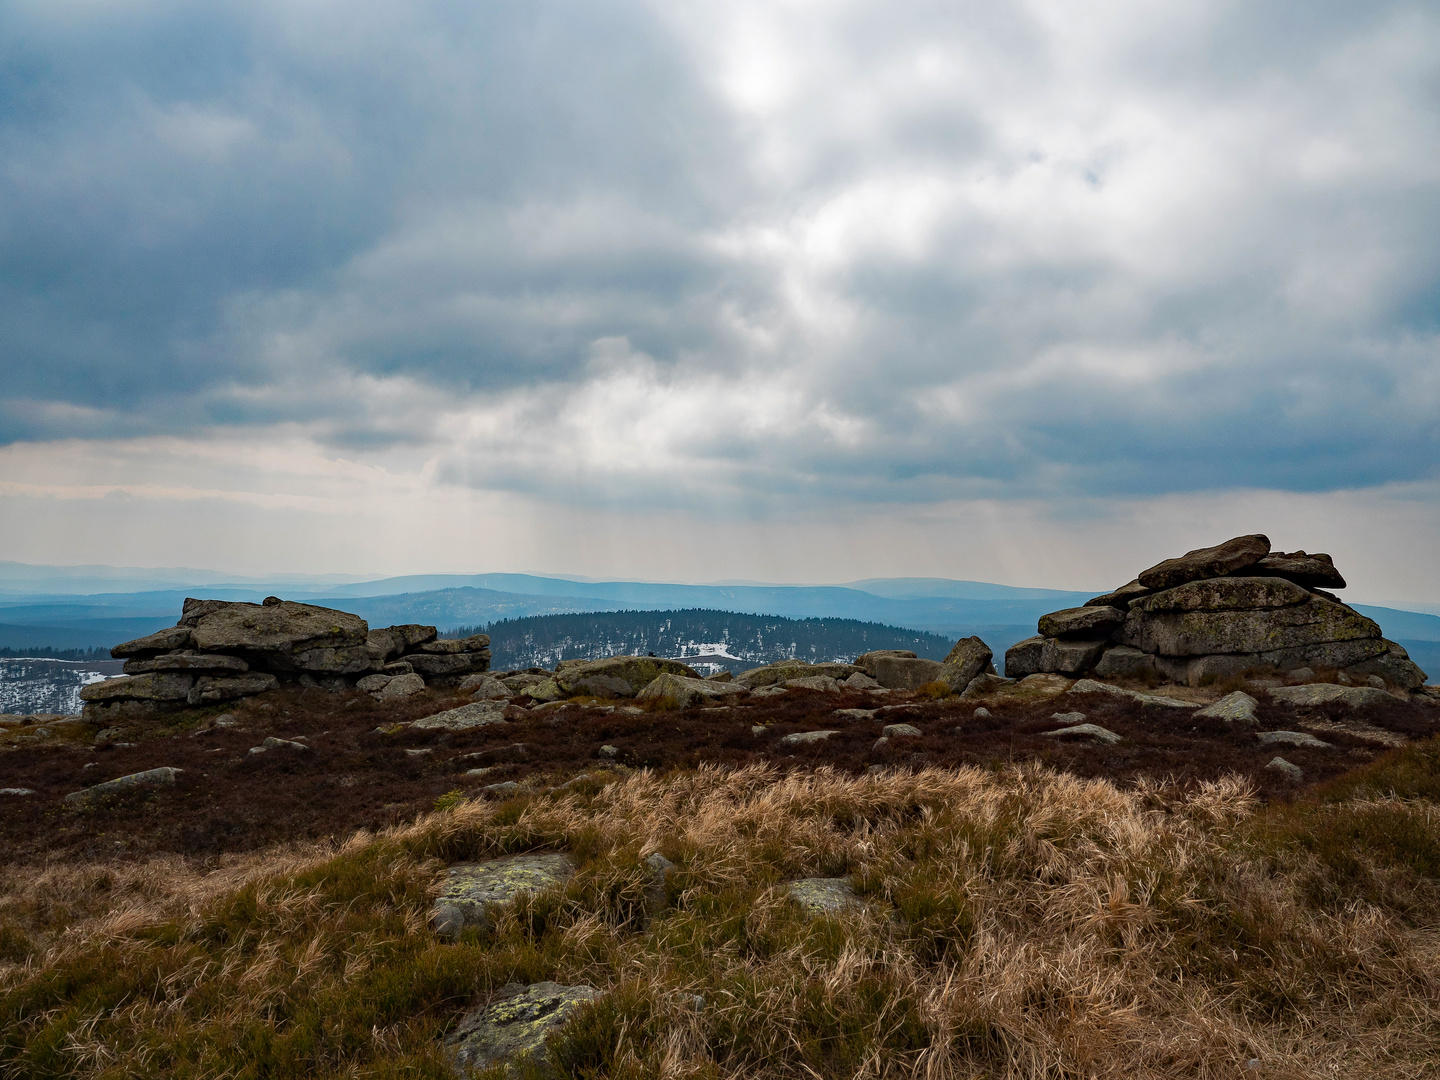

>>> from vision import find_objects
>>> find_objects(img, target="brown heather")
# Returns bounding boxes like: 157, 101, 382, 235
4, 740, 1440, 1079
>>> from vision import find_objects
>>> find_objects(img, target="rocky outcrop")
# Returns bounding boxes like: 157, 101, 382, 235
554, 656, 700, 698
85, 596, 490, 720
1007, 535, 1428, 690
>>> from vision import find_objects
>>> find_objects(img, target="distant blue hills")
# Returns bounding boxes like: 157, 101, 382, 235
0, 562, 1436, 678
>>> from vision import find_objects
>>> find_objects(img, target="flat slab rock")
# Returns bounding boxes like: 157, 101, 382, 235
1041, 723, 1122, 745
432, 853, 574, 938
779, 729, 838, 747
1068, 679, 1197, 709
1257, 730, 1332, 749
412, 702, 510, 731
446, 981, 597, 1076
1268, 684, 1395, 709
788, 877, 860, 915
64, 766, 181, 805
1195, 691, 1259, 723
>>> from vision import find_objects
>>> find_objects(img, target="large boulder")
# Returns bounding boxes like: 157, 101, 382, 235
853, 650, 917, 676
1130, 577, 1310, 613
1137, 534, 1271, 591
636, 673, 746, 708
1239, 551, 1346, 589
553, 656, 699, 698
735, 660, 857, 689
110, 625, 196, 659
1037, 606, 1127, 639
399, 650, 492, 680
1040, 639, 1108, 676
188, 598, 369, 661
1004, 636, 1047, 679
1344, 642, 1429, 690
1118, 596, 1381, 657
869, 656, 945, 690
938, 636, 993, 691
81, 673, 193, 704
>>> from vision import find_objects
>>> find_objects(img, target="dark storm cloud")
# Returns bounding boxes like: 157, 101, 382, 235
1, 0, 1437, 503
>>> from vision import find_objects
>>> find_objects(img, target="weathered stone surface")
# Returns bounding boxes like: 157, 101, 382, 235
65, 766, 181, 805
368, 624, 438, 660
1240, 551, 1347, 589
446, 981, 597, 1076
1268, 684, 1394, 709
853, 650, 917, 676
1040, 638, 1107, 676
524, 679, 564, 702
870, 656, 944, 690
1346, 643, 1429, 690
958, 673, 1015, 699
1196, 691, 1259, 724
883, 723, 922, 737
1266, 757, 1304, 780
636, 672, 746, 708
1043, 722, 1122, 744
80, 673, 193, 703
188, 673, 279, 705
788, 878, 860, 915
501, 673, 550, 692
1093, 646, 1159, 680
843, 671, 884, 690
110, 625, 196, 659
1084, 580, 1151, 609
786, 675, 842, 693
431, 854, 575, 938
938, 636, 993, 689
189, 599, 369, 656
356, 673, 391, 692
463, 675, 513, 700
400, 651, 492, 679
1119, 598, 1381, 657
736, 660, 858, 689
779, 729, 838, 747
374, 673, 425, 701
1137, 534, 1272, 591
123, 649, 247, 675
1174, 638, 1390, 685
1038, 606, 1127, 639
1068, 679, 1198, 708
554, 656, 699, 698
1258, 730, 1331, 748
833, 708, 879, 721
290, 644, 382, 676
1015, 673, 1072, 696
249, 736, 309, 754
411, 702, 509, 731
1132, 577, 1311, 614
1004, 636, 1047, 679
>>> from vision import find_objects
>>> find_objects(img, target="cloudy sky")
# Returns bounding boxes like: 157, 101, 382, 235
2, 0, 1438, 598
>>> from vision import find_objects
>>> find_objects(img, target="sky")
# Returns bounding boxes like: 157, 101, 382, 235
2, 0, 1438, 601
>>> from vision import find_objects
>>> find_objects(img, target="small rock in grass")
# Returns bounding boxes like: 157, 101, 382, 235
432, 853, 575, 938
483, 780, 520, 797
598, 744, 620, 758
463, 767, 493, 778
833, 708, 878, 721
405, 748, 433, 757
213, 713, 237, 727
788, 877, 860, 915
1050, 711, 1086, 724
1268, 684, 1393, 709
249, 736, 309, 754
445, 982, 597, 1075
1265, 757, 1304, 780
751, 725, 767, 736
64, 766, 182, 805
872, 737, 889, 752
867, 763, 885, 775
1041, 723, 1122, 745
1196, 691, 1259, 724
1287, 667, 1317, 683
779, 729, 838, 747
843, 671, 884, 690
882, 723, 922, 738
0, 788, 35, 796
374, 672, 425, 701
973, 707, 991, 718
411, 702, 509, 731
1257, 730, 1331, 749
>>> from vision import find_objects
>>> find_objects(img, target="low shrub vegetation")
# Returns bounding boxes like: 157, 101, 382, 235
4, 744, 1440, 1078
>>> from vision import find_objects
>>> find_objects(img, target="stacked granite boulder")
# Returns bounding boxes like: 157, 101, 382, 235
81, 597, 490, 721
1006, 535, 1427, 689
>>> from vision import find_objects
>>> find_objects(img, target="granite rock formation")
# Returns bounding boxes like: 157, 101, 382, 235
1007, 535, 1427, 689
83, 597, 489, 721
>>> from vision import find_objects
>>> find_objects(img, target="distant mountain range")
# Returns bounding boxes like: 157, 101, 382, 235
0, 562, 1436, 687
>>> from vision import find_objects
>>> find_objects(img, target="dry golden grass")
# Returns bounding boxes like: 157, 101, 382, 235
4, 751, 1440, 1079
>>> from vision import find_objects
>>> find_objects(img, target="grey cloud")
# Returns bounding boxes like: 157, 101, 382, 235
1, 0, 1438, 504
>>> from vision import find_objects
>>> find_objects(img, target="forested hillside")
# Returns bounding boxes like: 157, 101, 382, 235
447, 608, 954, 674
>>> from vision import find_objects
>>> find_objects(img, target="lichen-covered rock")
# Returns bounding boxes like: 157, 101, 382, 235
853, 650, 917, 676
110, 625, 196, 659
787, 878, 860, 915
1131, 576, 1311, 614
1266, 757, 1304, 780
411, 702, 509, 731
938, 636, 993, 690
1037, 606, 1127, 639
524, 679, 564, 703
188, 673, 279, 705
64, 766, 182, 805
869, 656, 944, 690
123, 649, 247, 674
373, 672, 425, 701
431, 854, 575, 938
553, 656, 699, 697
289, 644, 383, 676
1137, 534, 1271, 590
1268, 684, 1394, 709
81, 672, 193, 703
1119, 598, 1381, 657
636, 672, 746, 708
958, 673, 1014, 699
1004, 636, 1047, 678
1195, 691, 1259, 724
445, 981, 597, 1076
397, 651, 491, 680
736, 660, 858, 689
1093, 645, 1158, 680
1345, 642, 1429, 689
189, 599, 369, 657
